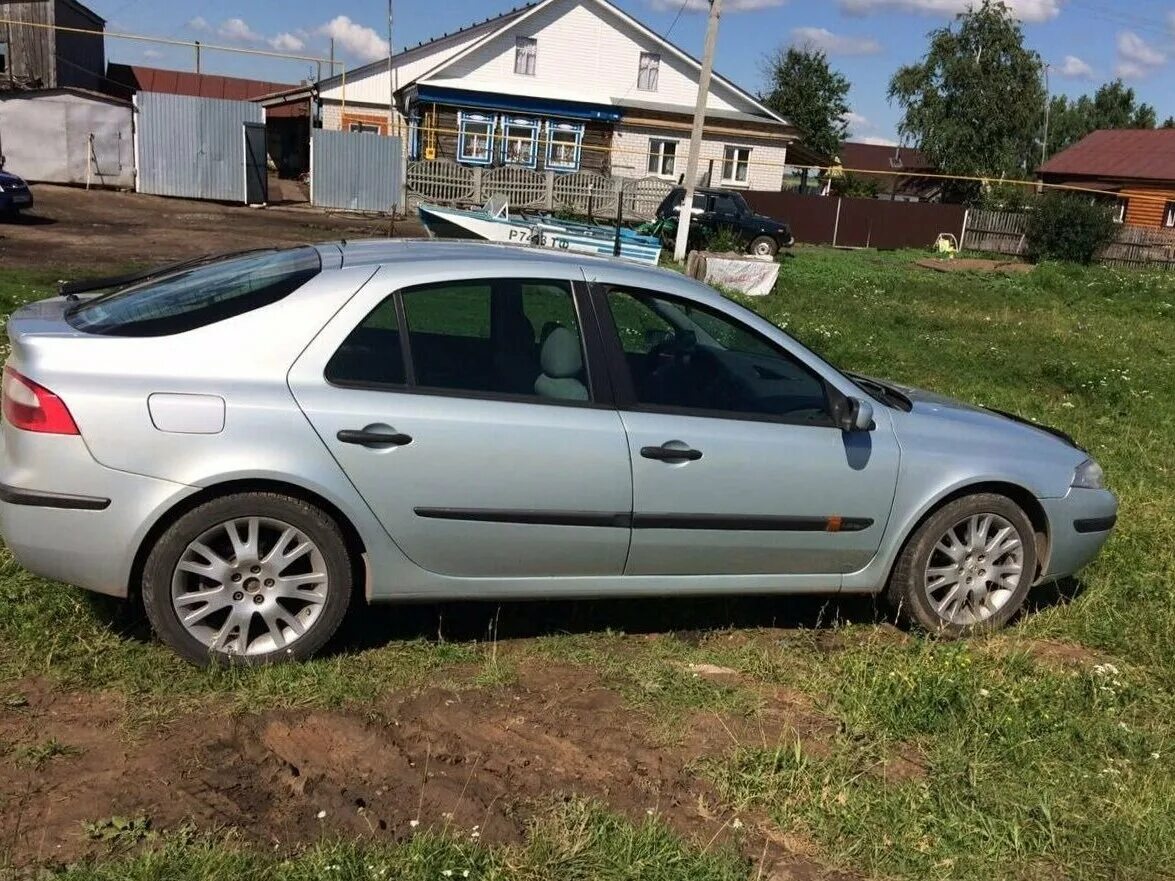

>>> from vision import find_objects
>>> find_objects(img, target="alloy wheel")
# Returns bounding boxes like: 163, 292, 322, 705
923, 513, 1024, 626
170, 516, 329, 656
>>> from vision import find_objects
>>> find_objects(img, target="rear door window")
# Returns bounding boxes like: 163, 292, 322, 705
66, 247, 322, 336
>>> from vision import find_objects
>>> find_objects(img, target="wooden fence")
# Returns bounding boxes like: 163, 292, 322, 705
405, 160, 673, 221
962, 208, 1175, 268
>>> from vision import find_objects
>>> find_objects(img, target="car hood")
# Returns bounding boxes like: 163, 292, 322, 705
870, 376, 1081, 450
0, 171, 27, 187
753, 213, 787, 229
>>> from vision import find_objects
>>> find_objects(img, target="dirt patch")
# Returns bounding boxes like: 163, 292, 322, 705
0, 667, 853, 879
0, 184, 426, 272
915, 257, 1033, 274
1012, 638, 1103, 669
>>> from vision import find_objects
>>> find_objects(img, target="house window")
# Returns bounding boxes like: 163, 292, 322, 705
722, 146, 751, 185
546, 121, 584, 172
0, 41, 8, 76
1111, 197, 1127, 224
648, 139, 677, 177
407, 111, 422, 160
457, 112, 496, 165
638, 52, 660, 91
501, 116, 539, 167
1165, 202, 1175, 228
514, 37, 537, 76
344, 113, 386, 135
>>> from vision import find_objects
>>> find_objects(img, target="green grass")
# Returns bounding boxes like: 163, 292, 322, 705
50, 799, 747, 881
2, 247, 1175, 879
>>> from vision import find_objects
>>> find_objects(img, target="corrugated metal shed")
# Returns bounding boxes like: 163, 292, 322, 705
311, 130, 402, 212
135, 91, 264, 202
0, 88, 134, 187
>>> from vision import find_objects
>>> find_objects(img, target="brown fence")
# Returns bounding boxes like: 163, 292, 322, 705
961, 208, 1175, 268
743, 191, 967, 250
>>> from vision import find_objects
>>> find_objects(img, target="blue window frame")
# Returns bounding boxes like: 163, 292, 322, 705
457, 111, 496, 165
500, 116, 540, 167
545, 121, 584, 172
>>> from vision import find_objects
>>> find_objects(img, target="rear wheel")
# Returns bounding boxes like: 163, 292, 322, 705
887, 493, 1037, 637
748, 235, 778, 258
142, 492, 352, 665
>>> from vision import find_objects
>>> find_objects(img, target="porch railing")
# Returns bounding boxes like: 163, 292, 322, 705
405, 160, 673, 221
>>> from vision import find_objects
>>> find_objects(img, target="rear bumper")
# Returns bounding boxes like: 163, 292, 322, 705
0, 431, 194, 598
1039, 487, 1119, 583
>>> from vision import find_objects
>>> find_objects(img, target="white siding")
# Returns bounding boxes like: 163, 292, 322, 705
612, 124, 786, 191
428, 1, 749, 113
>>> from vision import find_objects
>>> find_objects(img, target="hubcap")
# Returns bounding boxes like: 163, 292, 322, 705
923, 513, 1023, 626
170, 516, 329, 656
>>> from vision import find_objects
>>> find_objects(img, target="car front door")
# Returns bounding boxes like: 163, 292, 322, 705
289, 269, 633, 579
594, 284, 900, 578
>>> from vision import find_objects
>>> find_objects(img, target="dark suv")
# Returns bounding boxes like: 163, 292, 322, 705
654, 187, 794, 257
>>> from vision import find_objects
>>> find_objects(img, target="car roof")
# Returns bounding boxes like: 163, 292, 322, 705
322, 237, 677, 276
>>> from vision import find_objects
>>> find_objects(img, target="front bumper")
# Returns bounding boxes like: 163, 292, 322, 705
0, 431, 194, 597
1038, 487, 1119, 582
0, 191, 33, 213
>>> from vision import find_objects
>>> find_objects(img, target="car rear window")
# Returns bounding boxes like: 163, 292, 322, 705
65, 247, 322, 336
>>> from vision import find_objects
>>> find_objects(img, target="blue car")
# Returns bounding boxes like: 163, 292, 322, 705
0, 169, 34, 217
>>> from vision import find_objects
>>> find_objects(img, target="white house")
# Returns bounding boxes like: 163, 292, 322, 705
317, 0, 807, 190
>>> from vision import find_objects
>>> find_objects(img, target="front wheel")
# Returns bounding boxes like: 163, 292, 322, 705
142, 492, 353, 665
748, 235, 779, 258
886, 494, 1037, 637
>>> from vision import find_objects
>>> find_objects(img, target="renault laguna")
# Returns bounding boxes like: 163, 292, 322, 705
0, 242, 1117, 665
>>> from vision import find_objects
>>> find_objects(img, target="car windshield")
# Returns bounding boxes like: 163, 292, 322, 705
66, 247, 322, 336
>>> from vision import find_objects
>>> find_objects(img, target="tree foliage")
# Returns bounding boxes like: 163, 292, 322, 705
761, 47, 851, 161
889, 0, 1045, 201
1024, 192, 1118, 265
1045, 80, 1159, 158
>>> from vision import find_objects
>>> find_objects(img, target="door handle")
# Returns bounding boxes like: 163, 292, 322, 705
337, 428, 413, 448
640, 444, 702, 462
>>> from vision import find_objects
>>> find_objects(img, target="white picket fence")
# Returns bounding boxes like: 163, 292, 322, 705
406, 160, 674, 221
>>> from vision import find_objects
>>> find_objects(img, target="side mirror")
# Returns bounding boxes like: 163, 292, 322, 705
834, 396, 875, 432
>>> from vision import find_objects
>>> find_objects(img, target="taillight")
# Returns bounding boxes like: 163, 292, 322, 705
2, 367, 80, 435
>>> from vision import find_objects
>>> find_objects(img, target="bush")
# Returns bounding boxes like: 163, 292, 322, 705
702, 224, 746, 254
1024, 192, 1118, 265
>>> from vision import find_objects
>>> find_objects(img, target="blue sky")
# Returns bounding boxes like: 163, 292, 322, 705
91, 0, 1175, 143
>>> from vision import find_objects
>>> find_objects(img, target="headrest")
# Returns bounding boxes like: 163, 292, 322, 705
539, 326, 583, 379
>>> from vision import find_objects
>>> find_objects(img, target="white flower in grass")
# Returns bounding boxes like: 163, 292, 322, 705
409, 819, 420, 829
731, 817, 743, 829
442, 871, 453, 878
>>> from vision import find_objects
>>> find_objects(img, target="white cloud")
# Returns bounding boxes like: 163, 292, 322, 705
838, 0, 1062, 23
1055, 54, 1093, 78
143, 48, 164, 60
187, 16, 209, 32
316, 16, 389, 62
1117, 31, 1165, 67
648, 0, 787, 11
855, 135, 899, 146
217, 17, 262, 43
1115, 31, 1165, 79
791, 26, 882, 55
843, 110, 871, 129
269, 32, 306, 52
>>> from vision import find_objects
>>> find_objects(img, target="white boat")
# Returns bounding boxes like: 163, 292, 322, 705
418, 196, 663, 266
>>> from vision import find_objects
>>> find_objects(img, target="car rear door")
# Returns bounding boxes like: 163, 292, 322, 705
590, 281, 900, 578
288, 265, 633, 579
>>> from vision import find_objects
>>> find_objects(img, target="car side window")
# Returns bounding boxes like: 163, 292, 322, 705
605, 289, 830, 424
325, 296, 406, 387
400, 278, 590, 402
713, 194, 739, 215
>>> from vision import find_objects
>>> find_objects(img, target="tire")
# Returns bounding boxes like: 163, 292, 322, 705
886, 493, 1037, 637
748, 235, 778, 258
142, 492, 353, 666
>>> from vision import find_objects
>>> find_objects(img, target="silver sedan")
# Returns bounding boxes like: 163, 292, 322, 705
0, 241, 1117, 664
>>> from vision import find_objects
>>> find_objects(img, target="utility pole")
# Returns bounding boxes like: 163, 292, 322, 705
673, 0, 722, 263
194, 40, 201, 74
387, 0, 395, 137
1040, 62, 1051, 169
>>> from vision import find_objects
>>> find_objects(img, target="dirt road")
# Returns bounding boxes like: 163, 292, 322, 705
0, 184, 427, 271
